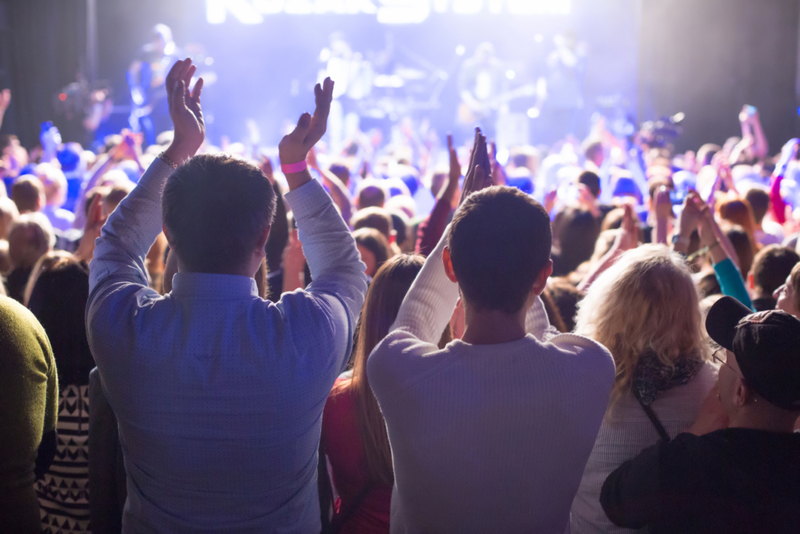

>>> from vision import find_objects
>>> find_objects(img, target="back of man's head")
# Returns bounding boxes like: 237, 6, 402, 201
351, 207, 394, 241
751, 245, 800, 297
12, 175, 44, 214
357, 179, 386, 209
8, 212, 54, 269
577, 170, 601, 199
162, 154, 276, 274
744, 187, 770, 225
448, 186, 551, 314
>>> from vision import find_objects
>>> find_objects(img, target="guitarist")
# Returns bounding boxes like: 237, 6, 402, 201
127, 24, 181, 146
457, 42, 506, 138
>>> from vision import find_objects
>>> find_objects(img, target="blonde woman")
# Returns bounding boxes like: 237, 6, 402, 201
569, 244, 718, 533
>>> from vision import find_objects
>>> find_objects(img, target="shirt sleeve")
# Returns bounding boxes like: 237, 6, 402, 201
368, 225, 458, 399
88, 158, 172, 307
713, 258, 754, 310
283, 179, 369, 368
415, 198, 451, 257
392, 223, 459, 344
600, 438, 666, 529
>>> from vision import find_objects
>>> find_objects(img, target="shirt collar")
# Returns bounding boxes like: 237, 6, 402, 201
170, 272, 259, 299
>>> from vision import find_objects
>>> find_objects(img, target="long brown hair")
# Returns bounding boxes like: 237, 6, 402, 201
338, 254, 424, 484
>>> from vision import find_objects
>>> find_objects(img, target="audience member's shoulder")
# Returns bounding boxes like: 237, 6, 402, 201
0, 294, 46, 337
0, 295, 51, 362
539, 331, 616, 378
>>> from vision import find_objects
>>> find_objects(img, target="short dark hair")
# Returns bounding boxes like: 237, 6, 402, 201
162, 154, 276, 273
744, 188, 770, 225
12, 175, 43, 213
353, 227, 390, 272
751, 245, 800, 296
351, 207, 393, 241
578, 170, 600, 198
448, 186, 551, 314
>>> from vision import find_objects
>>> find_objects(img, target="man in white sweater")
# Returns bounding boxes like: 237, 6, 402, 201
367, 130, 615, 533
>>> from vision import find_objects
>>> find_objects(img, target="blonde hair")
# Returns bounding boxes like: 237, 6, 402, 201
575, 244, 708, 405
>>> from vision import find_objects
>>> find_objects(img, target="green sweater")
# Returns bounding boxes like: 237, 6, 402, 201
0, 295, 57, 532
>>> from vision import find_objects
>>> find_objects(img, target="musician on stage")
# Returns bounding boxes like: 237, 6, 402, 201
127, 24, 181, 145
457, 42, 507, 139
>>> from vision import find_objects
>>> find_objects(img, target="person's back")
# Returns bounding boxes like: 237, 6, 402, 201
372, 332, 613, 533
570, 244, 715, 533
570, 363, 716, 533
601, 297, 800, 533
93, 284, 351, 530
0, 295, 57, 534
368, 135, 614, 533
86, 64, 366, 532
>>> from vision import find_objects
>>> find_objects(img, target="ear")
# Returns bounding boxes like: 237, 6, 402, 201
162, 225, 174, 247
531, 259, 553, 296
256, 225, 271, 252
733, 378, 750, 408
443, 246, 458, 283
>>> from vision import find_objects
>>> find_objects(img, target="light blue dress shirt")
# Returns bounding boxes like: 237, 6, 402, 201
87, 158, 367, 533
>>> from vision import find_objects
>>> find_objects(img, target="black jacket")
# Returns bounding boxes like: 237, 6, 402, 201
601, 428, 800, 534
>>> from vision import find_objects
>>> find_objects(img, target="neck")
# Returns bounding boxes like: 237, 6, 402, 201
728, 407, 798, 434
461, 307, 527, 345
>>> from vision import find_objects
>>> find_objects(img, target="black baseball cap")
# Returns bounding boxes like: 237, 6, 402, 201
706, 296, 800, 411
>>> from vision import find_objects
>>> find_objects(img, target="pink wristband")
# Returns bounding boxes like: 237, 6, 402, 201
281, 160, 308, 174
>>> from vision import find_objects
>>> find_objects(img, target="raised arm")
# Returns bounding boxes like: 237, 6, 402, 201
88, 59, 204, 300
416, 134, 460, 256
278, 78, 368, 361
770, 139, 799, 225
394, 129, 492, 343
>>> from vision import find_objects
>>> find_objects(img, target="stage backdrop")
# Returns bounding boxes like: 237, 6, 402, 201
2, 0, 799, 151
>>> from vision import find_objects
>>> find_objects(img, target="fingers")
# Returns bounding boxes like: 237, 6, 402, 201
190, 77, 204, 102
171, 79, 187, 115
447, 134, 454, 152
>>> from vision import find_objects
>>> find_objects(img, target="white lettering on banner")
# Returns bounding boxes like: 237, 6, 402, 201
206, 0, 570, 23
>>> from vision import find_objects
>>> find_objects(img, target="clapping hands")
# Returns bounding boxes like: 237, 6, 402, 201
279, 78, 334, 169
164, 59, 205, 165
459, 128, 493, 207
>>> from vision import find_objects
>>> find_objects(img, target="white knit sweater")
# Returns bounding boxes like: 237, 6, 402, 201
568, 362, 719, 534
367, 229, 616, 534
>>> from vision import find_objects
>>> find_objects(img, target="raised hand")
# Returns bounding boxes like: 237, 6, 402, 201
279, 78, 334, 168
164, 58, 205, 165
615, 204, 639, 251
439, 134, 461, 205
459, 128, 493, 207
74, 193, 108, 263
0, 89, 10, 112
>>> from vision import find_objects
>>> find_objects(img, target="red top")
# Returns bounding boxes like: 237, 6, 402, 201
321, 378, 392, 533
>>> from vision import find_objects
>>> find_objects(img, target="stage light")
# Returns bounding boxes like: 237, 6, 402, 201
508, 0, 570, 15
452, 0, 482, 14
206, 0, 264, 23
455, 45, 466, 56
376, 0, 430, 24
527, 107, 540, 119
58, 93, 67, 102
534, 34, 544, 43
506, 69, 516, 80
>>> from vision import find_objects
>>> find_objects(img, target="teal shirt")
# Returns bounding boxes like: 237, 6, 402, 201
713, 258, 754, 310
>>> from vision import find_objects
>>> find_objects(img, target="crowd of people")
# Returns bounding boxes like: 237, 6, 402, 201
1, 57, 800, 534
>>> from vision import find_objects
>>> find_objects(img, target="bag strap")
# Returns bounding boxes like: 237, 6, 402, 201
636, 396, 671, 442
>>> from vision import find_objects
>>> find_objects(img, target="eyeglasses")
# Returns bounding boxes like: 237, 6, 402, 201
712, 347, 744, 379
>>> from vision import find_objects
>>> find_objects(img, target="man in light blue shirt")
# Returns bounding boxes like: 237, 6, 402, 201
86, 60, 367, 532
